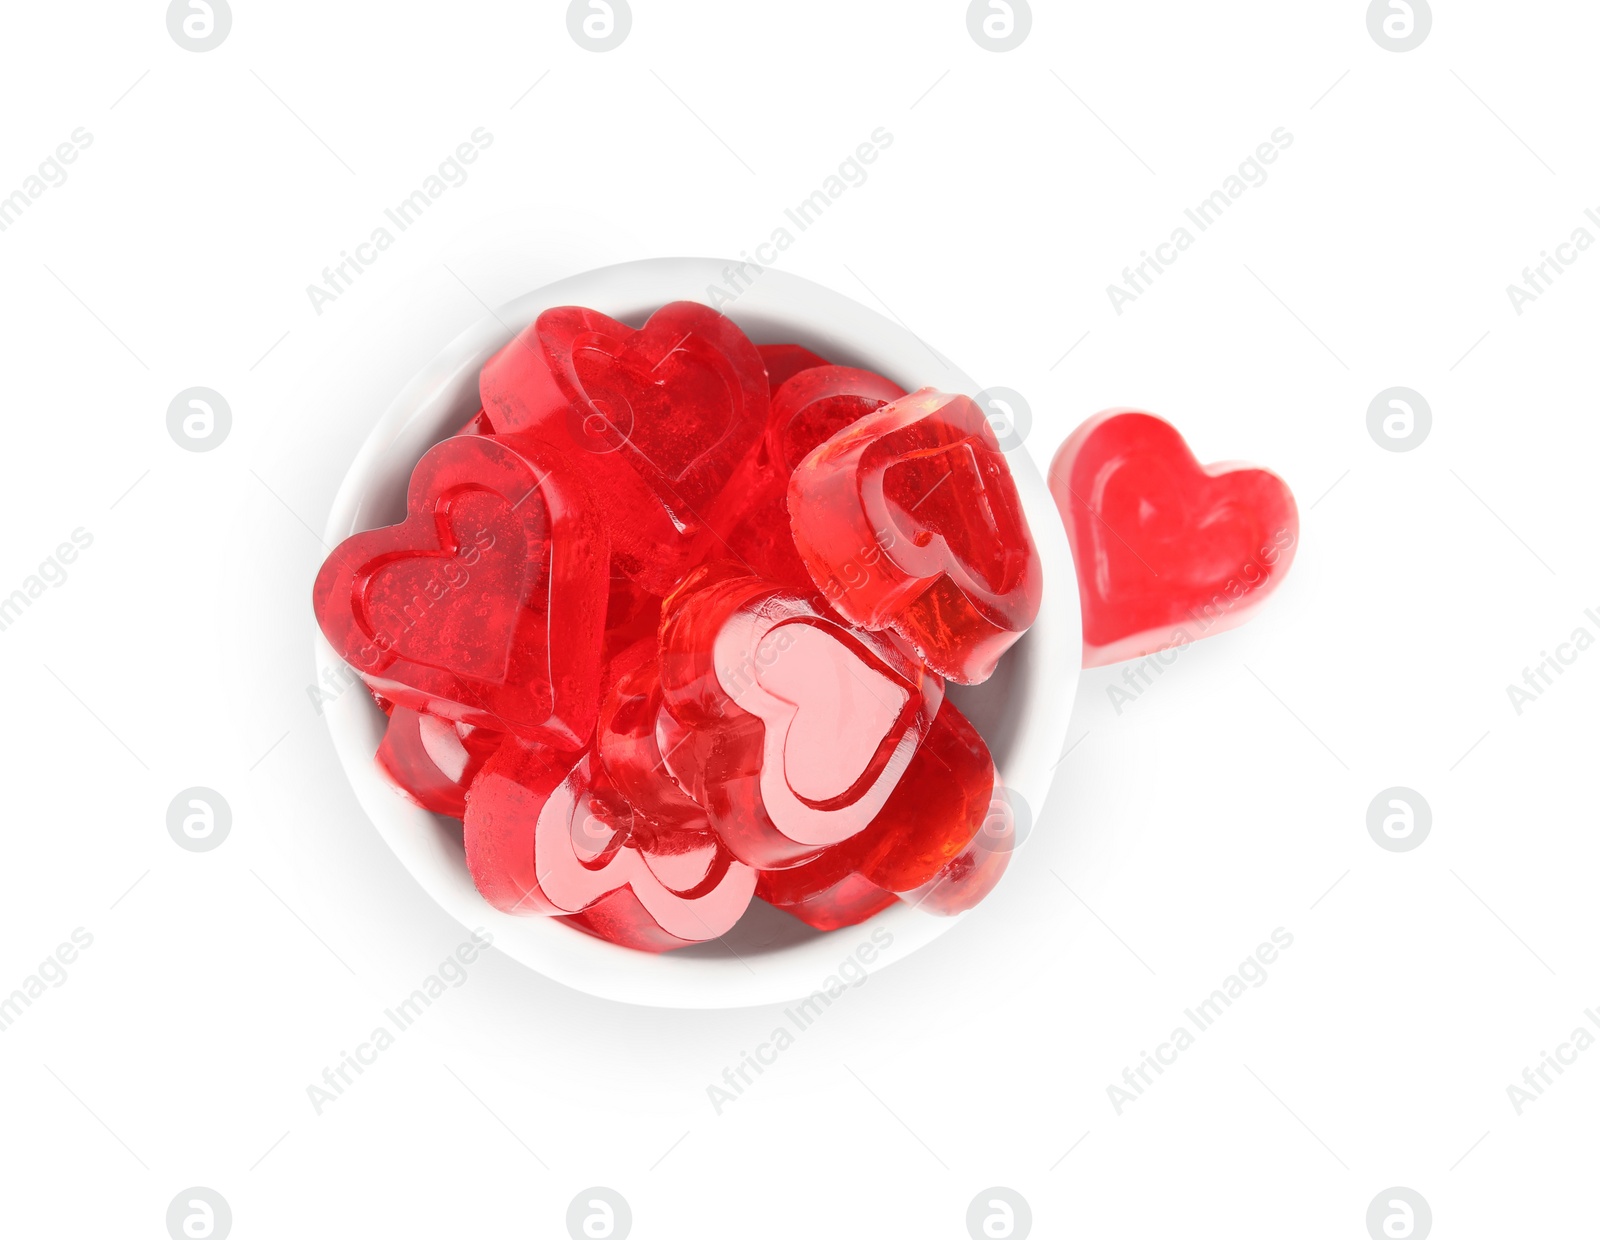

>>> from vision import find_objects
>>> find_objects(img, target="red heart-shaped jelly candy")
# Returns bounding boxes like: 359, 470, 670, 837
756, 695, 1002, 915
375, 705, 501, 818
767, 365, 908, 477
758, 342, 831, 393
758, 872, 898, 932
479, 301, 768, 593
656, 564, 943, 869
462, 739, 754, 951
597, 640, 710, 838
789, 388, 1042, 684
313, 434, 608, 747
1047, 410, 1298, 667
721, 364, 908, 590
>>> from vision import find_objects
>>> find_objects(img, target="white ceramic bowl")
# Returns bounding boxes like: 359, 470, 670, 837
316, 257, 1081, 1008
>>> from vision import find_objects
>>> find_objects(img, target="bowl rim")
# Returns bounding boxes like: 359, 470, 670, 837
315, 256, 1082, 1009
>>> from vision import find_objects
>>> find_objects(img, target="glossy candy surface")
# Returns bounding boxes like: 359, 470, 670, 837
313, 433, 608, 748
478, 301, 768, 593
1047, 410, 1298, 667
463, 739, 755, 951
755, 697, 1001, 911
600, 573, 663, 682
789, 388, 1042, 684
376, 705, 501, 818
657, 564, 944, 869
757, 342, 831, 392
756, 698, 1008, 930
767, 366, 908, 478
757, 872, 898, 932
721, 365, 906, 590
317, 302, 1051, 955
597, 640, 710, 837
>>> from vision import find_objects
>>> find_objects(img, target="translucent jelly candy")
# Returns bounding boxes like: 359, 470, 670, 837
597, 640, 710, 837
767, 366, 907, 478
788, 388, 1042, 685
313, 434, 608, 748
754, 697, 1001, 915
721, 365, 906, 589
844, 696, 1001, 900
376, 705, 501, 817
314, 301, 1056, 956
656, 564, 944, 869
560, 887, 735, 953
463, 740, 755, 952
906, 822, 1012, 916
478, 301, 768, 594
757, 872, 898, 932
718, 495, 815, 593
758, 342, 830, 392
600, 572, 663, 681
1047, 410, 1298, 667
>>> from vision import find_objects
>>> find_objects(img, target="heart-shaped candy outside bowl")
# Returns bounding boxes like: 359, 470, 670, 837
1048, 409, 1298, 668
314, 258, 1080, 1008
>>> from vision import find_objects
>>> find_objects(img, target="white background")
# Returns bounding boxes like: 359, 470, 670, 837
1, 1, 1595, 1236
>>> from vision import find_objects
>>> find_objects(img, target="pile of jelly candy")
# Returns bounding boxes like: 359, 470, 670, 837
314, 301, 1042, 952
